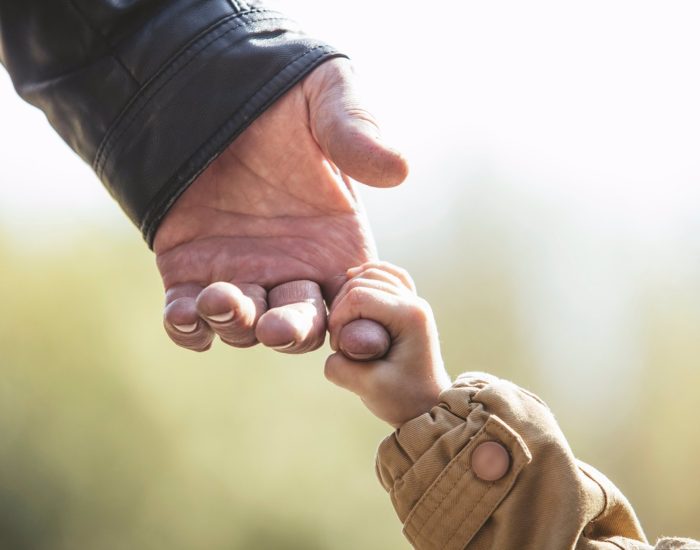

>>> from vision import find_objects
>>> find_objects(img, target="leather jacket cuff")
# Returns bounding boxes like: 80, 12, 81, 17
2, 0, 344, 246
92, 5, 344, 246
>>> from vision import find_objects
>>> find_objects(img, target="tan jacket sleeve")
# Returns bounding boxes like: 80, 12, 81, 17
376, 372, 699, 550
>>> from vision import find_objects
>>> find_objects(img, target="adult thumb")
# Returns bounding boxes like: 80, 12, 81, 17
305, 59, 409, 187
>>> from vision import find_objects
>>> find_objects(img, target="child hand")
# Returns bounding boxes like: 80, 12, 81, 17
325, 261, 451, 428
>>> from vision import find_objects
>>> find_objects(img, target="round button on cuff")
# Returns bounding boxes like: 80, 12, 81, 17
471, 441, 510, 482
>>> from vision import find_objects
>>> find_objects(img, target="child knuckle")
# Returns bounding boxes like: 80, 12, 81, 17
362, 267, 382, 278
323, 361, 336, 382
407, 297, 432, 324
398, 266, 415, 285
346, 278, 363, 292
346, 286, 369, 306
324, 357, 344, 386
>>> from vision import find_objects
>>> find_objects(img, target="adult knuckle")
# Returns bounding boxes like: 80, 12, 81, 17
192, 343, 212, 353
230, 315, 255, 331
344, 106, 379, 128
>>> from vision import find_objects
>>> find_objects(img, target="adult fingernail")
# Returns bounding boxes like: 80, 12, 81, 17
207, 311, 234, 323
173, 322, 198, 333
271, 341, 295, 350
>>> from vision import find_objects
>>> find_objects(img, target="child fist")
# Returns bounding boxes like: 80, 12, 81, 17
325, 261, 451, 427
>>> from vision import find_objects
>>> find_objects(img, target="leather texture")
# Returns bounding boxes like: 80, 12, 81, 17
0, 0, 345, 246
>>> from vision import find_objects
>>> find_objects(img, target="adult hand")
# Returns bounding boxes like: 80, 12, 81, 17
153, 58, 408, 354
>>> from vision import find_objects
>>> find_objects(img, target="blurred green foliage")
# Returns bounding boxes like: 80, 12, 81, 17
0, 227, 698, 549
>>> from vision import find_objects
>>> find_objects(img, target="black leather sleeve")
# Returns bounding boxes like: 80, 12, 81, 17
0, 0, 344, 246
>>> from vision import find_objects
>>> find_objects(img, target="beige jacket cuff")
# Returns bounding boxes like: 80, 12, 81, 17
375, 372, 649, 550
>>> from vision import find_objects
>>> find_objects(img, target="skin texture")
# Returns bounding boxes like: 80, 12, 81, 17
325, 261, 452, 428
153, 59, 408, 354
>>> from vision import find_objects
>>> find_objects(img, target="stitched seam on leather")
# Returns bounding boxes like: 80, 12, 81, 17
139, 44, 331, 229
93, 9, 279, 175
65, 0, 141, 87
232, 0, 251, 11
139, 45, 338, 243
94, 9, 276, 174
92, 6, 262, 171
93, 8, 250, 165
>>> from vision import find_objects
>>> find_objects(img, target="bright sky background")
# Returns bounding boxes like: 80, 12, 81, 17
1, 1, 699, 401
2, 1, 699, 238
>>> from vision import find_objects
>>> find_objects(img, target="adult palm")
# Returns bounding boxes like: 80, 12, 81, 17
153, 59, 407, 354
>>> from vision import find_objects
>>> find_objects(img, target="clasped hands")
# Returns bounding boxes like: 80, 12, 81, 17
154, 58, 407, 360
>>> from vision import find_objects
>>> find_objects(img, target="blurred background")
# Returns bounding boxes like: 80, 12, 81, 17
1, 1, 699, 548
